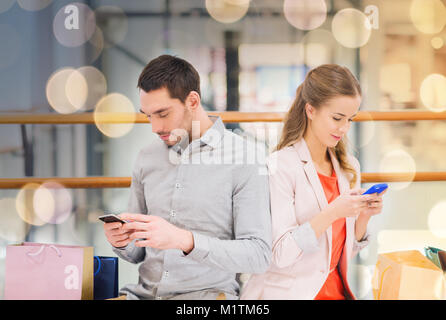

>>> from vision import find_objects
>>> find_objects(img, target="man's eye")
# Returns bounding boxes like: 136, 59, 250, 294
159, 113, 168, 118
333, 117, 341, 121
348, 119, 353, 122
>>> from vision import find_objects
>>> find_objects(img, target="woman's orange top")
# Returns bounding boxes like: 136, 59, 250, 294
314, 169, 347, 300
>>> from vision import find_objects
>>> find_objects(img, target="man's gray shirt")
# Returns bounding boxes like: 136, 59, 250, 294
112, 116, 272, 300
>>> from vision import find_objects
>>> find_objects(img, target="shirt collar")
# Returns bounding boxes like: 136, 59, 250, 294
171, 116, 225, 155
199, 115, 225, 149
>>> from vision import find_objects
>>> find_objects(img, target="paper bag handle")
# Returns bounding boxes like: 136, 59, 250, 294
27, 245, 62, 257
94, 256, 101, 276
373, 263, 391, 300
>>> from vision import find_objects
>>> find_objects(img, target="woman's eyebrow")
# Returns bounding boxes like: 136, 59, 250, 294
333, 112, 358, 118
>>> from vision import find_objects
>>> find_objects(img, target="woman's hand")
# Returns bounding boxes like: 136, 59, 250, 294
357, 188, 386, 218
327, 188, 376, 219
354, 188, 386, 241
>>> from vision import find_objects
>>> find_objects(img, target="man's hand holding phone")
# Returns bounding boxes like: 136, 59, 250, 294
101, 214, 134, 249
119, 213, 194, 254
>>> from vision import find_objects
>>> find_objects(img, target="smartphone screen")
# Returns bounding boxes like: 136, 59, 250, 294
98, 214, 126, 224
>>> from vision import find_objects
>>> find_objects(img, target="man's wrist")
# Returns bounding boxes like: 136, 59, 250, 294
179, 229, 194, 254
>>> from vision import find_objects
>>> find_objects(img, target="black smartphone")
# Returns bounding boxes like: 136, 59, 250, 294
98, 214, 127, 224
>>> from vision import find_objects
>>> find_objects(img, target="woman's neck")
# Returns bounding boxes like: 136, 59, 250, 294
303, 131, 329, 165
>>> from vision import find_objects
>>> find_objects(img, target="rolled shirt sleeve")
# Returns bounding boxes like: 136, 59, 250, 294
291, 221, 320, 253
352, 221, 371, 257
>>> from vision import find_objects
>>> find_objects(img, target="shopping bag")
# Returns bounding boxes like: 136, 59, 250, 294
424, 247, 446, 271
4, 242, 93, 300
372, 250, 445, 300
93, 256, 119, 300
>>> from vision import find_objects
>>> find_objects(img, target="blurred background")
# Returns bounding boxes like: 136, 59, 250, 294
1, 0, 446, 300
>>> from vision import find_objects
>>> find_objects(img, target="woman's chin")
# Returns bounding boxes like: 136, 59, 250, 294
327, 140, 340, 148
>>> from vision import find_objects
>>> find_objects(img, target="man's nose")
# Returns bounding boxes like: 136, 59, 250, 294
151, 119, 163, 134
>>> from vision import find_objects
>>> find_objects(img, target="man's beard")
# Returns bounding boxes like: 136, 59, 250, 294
163, 112, 193, 148
163, 129, 191, 149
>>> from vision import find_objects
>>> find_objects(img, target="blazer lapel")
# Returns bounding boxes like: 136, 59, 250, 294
328, 148, 349, 194
294, 139, 332, 266
295, 139, 329, 211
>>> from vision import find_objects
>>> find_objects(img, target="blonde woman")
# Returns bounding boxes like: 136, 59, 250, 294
241, 64, 385, 300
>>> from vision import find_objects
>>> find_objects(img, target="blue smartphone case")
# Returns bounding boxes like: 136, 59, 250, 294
362, 183, 388, 195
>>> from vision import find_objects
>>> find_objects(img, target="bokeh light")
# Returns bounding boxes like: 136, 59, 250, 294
17, 0, 52, 11
53, 2, 96, 47
428, 201, 446, 238
88, 26, 105, 63
0, 198, 30, 242
332, 8, 372, 48
46, 68, 87, 114
33, 181, 73, 225
0, 0, 16, 14
420, 74, 446, 112
66, 66, 107, 111
205, 0, 250, 24
94, 93, 136, 138
65, 68, 88, 111
379, 149, 416, 190
431, 37, 444, 49
16, 183, 46, 226
95, 6, 128, 48
410, 0, 446, 34
0, 24, 22, 70
283, 0, 327, 31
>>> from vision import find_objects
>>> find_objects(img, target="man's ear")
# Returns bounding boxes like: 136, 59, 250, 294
185, 91, 200, 110
305, 103, 316, 120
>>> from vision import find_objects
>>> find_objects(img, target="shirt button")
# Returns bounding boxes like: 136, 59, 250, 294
175, 182, 181, 189
170, 210, 176, 217
163, 271, 169, 278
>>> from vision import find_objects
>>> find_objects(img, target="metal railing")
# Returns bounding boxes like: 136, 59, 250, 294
1, 110, 446, 124
1, 110, 445, 189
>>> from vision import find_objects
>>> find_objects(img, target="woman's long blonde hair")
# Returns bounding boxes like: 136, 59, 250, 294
276, 64, 361, 188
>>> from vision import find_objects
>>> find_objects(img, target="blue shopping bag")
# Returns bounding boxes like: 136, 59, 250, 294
93, 256, 119, 300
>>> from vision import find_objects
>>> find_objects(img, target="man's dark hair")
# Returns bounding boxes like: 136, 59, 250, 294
137, 55, 201, 103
